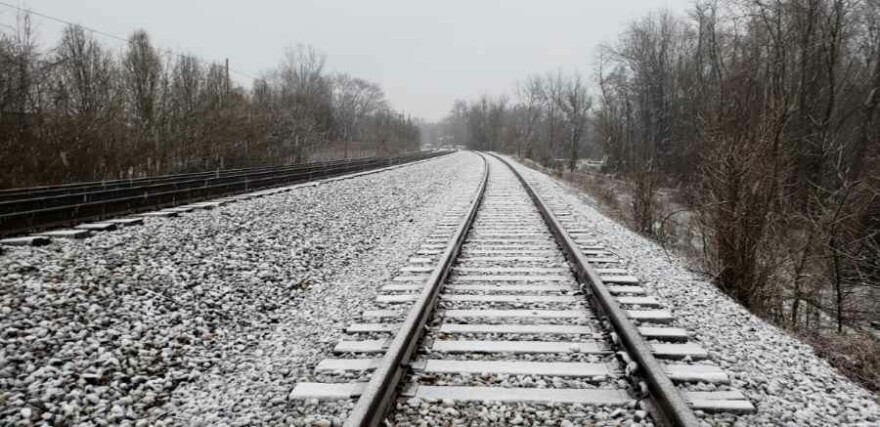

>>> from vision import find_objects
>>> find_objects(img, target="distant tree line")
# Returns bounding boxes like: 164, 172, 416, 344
438, 0, 880, 366
435, 70, 593, 171
0, 16, 419, 188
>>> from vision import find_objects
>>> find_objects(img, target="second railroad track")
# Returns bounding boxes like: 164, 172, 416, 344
0, 151, 448, 238
292, 152, 754, 426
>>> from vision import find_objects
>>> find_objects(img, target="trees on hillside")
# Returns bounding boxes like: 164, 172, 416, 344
593, 0, 880, 334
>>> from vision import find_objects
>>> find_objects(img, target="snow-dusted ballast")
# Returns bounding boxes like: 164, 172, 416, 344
290, 153, 753, 425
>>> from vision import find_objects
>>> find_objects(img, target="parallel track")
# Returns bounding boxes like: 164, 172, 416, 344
0, 151, 448, 237
291, 152, 753, 426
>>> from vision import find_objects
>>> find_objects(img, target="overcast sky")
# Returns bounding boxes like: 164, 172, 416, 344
2, 0, 694, 121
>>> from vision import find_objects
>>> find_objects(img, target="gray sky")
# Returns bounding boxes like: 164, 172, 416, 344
2, 0, 694, 121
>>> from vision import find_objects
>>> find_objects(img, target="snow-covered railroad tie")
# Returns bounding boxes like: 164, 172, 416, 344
290, 153, 754, 425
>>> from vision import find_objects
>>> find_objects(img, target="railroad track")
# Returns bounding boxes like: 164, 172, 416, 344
291, 153, 754, 425
0, 151, 449, 237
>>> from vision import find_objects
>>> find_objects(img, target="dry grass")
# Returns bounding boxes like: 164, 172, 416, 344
564, 171, 627, 220
804, 332, 880, 392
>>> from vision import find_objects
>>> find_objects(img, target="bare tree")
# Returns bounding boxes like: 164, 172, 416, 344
122, 30, 162, 173
265, 44, 333, 163
558, 71, 591, 171
541, 70, 564, 163
514, 74, 543, 158
50, 25, 120, 179
332, 73, 385, 157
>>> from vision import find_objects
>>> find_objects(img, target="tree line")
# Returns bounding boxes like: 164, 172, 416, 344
0, 15, 419, 188
438, 0, 880, 383
595, 0, 880, 337
434, 70, 593, 171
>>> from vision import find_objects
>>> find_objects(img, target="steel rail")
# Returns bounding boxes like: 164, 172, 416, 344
0, 154, 436, 213
491, 152, 699, 427
0, 153, 441, 232
0, 159, 349, 200
0, 151, 449, 237
0, 153, 436, 203
344, 153, 490, 427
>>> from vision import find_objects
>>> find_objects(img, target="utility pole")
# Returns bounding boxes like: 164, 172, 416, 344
225, 58, 230, 100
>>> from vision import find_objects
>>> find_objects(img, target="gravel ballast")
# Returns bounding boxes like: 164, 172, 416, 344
503, 155, 880, 426
0, 152, 484, 426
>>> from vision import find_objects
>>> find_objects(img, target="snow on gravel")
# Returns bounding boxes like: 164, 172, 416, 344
503, 155, 880, 426
0, 151, 484, 426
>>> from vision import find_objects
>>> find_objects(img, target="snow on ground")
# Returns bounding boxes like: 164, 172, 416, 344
504, 155, 880, 426
0, 151, 484, 426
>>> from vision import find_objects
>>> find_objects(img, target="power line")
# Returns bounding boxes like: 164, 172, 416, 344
0, 0, 127, 42
0, 1, 258, 81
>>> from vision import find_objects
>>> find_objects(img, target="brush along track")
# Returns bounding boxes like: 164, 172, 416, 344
291, 153, 753, 426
